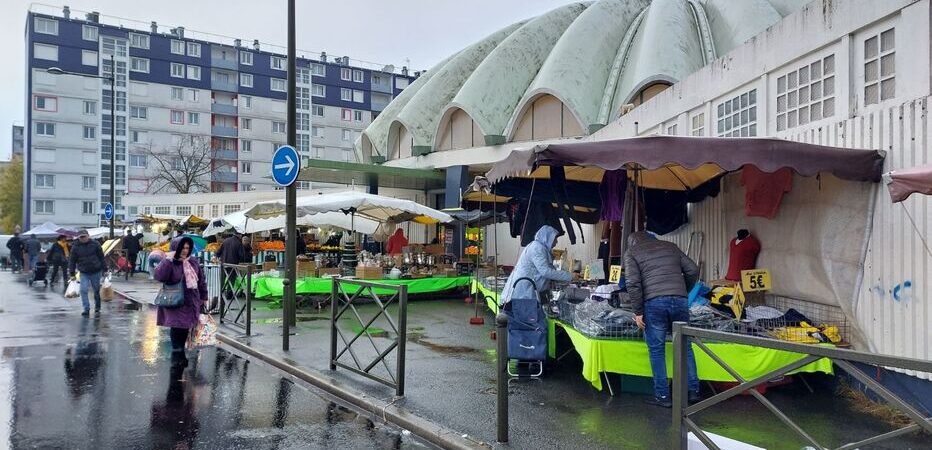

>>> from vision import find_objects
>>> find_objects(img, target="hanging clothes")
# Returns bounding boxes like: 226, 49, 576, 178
740, 166, 794, 219
549, 166, 580, 245
599, 169, 627, 221
508, 200, 564, 247
643, 189, 688, 235
725, 233, 762, 281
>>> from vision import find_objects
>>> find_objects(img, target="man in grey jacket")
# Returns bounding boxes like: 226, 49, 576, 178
624, 231, 701, 407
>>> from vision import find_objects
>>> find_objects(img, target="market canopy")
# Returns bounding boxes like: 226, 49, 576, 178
85, 227, 124, 239
884, 164, 932, 203
203, 209, 380, 237
22, 222, 71, 238
487, 136, 886, 190
296, 159, 446, 191
244, 191, 453, 225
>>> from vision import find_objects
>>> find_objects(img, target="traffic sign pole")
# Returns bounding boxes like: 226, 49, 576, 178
283, 0, 298, 351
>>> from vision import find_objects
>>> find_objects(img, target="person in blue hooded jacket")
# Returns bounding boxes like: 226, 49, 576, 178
500, 225, 574, 305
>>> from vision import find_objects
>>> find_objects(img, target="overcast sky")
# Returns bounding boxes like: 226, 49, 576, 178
1, 0, 576, 160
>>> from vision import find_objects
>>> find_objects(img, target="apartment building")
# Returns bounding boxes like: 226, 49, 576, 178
23, 6, 415, 228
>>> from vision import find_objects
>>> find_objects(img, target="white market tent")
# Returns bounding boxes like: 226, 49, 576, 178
86, 227, 125, 239
203, 210, 380, 238
22, 222, 70, 238
244, 191, 453, 225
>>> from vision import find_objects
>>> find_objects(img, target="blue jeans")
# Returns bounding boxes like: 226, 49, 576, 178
644, 296, 700, 398
79, 271, 103, 311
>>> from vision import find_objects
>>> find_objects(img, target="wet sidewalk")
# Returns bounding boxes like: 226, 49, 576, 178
112, 277, 928, 450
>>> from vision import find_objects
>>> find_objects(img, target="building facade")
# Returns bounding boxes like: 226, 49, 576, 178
23, 7, 415, 229
11, 125, 24, 158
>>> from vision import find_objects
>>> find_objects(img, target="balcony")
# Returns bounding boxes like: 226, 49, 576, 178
211, 103, 238, 116
371, 78, 393, 94
211, 148, 237, 160
211, 79, 238, 93
211, 57, 238, 71
211, 126, 238, 138
212, 171, 238, 183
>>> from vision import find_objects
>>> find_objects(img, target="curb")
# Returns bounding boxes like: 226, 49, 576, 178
114, 284, 489, 450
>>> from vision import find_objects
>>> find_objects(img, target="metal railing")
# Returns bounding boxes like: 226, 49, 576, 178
329, 278, 408, 397
671, 322, 932, 450
219, 263, 254, 336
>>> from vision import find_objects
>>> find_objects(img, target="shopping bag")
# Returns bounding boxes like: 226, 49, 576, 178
64, 279, 80, 299
187, 314, 218, 349
100, 274, 114, 301
505, 277, 548, 361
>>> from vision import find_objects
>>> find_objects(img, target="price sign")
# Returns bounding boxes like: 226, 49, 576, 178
608, 265, 622, 283
741, 269, 772, 292
583, 264, 591, 281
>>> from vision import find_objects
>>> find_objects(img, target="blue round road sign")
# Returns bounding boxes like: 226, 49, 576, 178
272, 145, 300, 187
103, 203, 114, 220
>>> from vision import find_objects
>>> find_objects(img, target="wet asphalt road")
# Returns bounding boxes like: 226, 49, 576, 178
0, 270, 428, 449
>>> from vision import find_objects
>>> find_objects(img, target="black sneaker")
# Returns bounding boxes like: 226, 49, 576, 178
689, 391, 702, 405
645, 396, 672, 408
81, 310, 90, 317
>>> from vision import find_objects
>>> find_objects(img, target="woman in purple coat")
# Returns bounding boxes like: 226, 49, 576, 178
154, 236, 206, 368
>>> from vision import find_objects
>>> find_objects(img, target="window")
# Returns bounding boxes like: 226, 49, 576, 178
312, 105, 324, 117
271, 56, 286, 70
82, 201, 95, 215
271, 78, 286, 92
240, 161, 252, 174
341, 88, 352, 101
171, 87, 184, 101
297, 134, 310, 152
241, 183, 254, 191
353, 70, 364, 83
35, 174, 54, 188
169, 157, 183, 170
83, 151, 95, 165
33, 43, 58, 61
83, 176, 96, 190
129, 154, 147, 168
188, 112, 200, 125
240, 51, 253, 65
241, 140, 252, 152
171, 62, 185, 78
297, 67, 310, 84
186, 65, 201, 80
665, 124, 678, 135
83, 126, 96, 140
34, 17, 58, 35
240, 118, 252, 130
115, 166, 126, 186
130, 57, 149, 73
272, 121, 286, 133
35, 122, 55, 136
220, 204, 238, 215
209, 204, 218, 217
170, 110, 184, 124
102, 90, 127, 112
34, 95, 57, 112
396, 77, 409, 89
354, 110, 364, 122
195, 205, 204, 217
312, 126, 323, 138
341, 108, 352, 121
716, 89, 757, 137
171, 40, 185, 55
115, 116, 126, 136
864, 28, 895, 105
82, 50, 98, 66
353, 90, 364, 103
34, 148, 55, 163
240, 73, 253, 88
101, 36, 127, 58
176, 206, 192, 216
155, 206, 171, 215
187, 42, 200, 57
242, 95, 252, 108
129, 33, 149, 49
297, 87, 310, 109
187, 89, 199, 102
342, 129, 352, 141
313, 84, 326, 97
341, 68, 352, 81
297, 113, 309, 131
130, 106, 147, 119
311, 63, 325, 76
82, 25, 98, 41
130, 130, 147, 143
34, 200, 54, 215
101, 140, 127, 161
690, 113, 705, 137
776, 55, 836, 131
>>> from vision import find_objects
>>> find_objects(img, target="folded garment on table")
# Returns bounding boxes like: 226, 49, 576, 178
772, 321, 841, 344
689, 305, 738, 332
745, 305, 783, 321
572, 298, 620, 337
592, 309, 641, 338
755, 308, 811, 328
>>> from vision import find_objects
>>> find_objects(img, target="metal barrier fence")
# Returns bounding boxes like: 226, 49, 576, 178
671, 322, 932, 450
204, 264, 221, 309
219, 263, 254, 336
329, 278, 408, 397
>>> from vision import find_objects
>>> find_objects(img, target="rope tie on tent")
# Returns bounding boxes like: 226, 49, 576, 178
899, 203, 932, 260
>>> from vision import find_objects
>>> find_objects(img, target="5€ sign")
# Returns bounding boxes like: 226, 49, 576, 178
741, 269, 772, 292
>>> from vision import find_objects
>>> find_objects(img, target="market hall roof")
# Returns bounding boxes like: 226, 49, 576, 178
361, 0, 809, 158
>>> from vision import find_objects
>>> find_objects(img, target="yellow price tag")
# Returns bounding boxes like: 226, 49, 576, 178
583, 264, 591, 281
741, 269, 772, 292
608, 265, 622, 283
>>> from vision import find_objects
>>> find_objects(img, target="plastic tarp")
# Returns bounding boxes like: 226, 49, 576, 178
252, 275, 473, 299
244, 191, 453, 224
203, 210, 380, 237
85, 227, 125, 239
884, 164, 932, 203
22, 222, 67, 238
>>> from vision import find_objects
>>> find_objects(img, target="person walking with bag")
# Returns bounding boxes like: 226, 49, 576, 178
153, 236, 206, 369
69, 230, 106, 317
6, 228, 23, 273
47, 235, 70, 287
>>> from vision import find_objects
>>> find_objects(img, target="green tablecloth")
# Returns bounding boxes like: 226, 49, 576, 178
252, 276, 473, 299
472, 280, 501, 314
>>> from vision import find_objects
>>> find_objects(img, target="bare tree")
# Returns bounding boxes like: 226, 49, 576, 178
142, 136, 216, 194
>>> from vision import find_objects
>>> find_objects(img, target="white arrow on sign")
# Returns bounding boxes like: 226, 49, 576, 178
274, 155, 296, 176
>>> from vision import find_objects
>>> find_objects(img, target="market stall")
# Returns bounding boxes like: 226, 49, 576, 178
483, 135, 885, 390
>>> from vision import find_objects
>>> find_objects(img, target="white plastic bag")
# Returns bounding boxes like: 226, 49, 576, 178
65, 280, 80, 299
101, 274, 112, 289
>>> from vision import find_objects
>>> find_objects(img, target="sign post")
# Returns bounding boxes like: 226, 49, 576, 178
281, 0, 298, 352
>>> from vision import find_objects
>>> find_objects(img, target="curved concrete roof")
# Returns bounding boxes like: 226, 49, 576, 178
361, 0, 805, 160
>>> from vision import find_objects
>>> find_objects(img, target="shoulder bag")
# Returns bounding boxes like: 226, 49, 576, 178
154, 281, 185, 308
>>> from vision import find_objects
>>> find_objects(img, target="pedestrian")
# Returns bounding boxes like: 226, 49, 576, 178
241, 236, 253, 264
69, 229, 106, 317
624, 231, 701, 408
123, 232, 142, 276
500, 225, 575, 305
24, 234, 41, 272
5, 227, 23, 273
153, 236, 206, 369
386, 228, 408, 255
216, 232, 246, 303
47, 235, 70, 287
295, 230, 307, 255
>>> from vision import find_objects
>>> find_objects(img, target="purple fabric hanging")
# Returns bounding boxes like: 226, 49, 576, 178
599, 169, 627, 221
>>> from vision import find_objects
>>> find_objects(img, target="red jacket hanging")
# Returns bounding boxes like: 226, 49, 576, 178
740, 166, 793, 219
725, 234, 761, 281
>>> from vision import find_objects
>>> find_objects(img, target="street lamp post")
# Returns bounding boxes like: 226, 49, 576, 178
48, 54, 117, 239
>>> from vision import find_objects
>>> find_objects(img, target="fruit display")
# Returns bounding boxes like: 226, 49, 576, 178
205, 242, 220, 253
256, 240, 285, 251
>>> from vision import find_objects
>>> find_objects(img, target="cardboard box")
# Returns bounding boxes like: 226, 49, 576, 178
356, 266, 383, 280
297, 260, 317, 278
262, 261, 277, 272
318, 267, 341, 277
425, 244, 444, 255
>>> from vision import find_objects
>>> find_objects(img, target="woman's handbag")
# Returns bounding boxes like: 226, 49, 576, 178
154, 281, 185, 308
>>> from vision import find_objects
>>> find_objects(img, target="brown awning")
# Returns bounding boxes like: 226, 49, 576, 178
884, 164, 932, 203
487, 136, 885, 190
